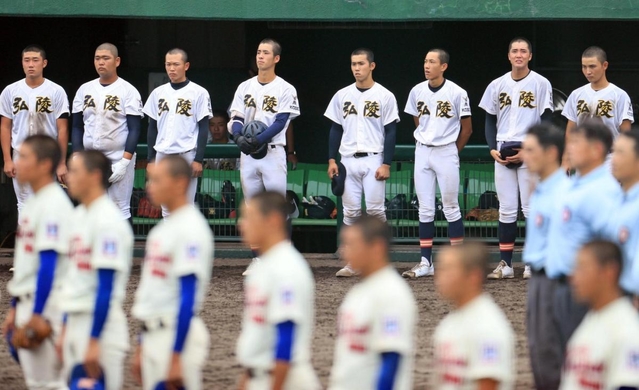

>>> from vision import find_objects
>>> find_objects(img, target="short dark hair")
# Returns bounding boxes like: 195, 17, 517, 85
160, 155, 192, 181
428, 48, 450, 65
22, 135, 61, 175
259, 38, 282, 57
509, 37, 532, 53
77, 150, 112, 189
96, 42, 118, 57
527, 122, 565, 164
351, 48, 375, 64
212, 109, 230, 123
22, 44, 46, 60
166, 48, 188, 63
251, 191, 289, 223
570, 118, 613, 157
349, 215, 391, 250
581, 239, 623, 281
618, 128, 639, 157
582, 46, 607, 63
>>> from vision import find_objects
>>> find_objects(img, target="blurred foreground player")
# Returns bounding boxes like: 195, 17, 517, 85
236, 191, 320, 390
329, 215, 417, 390
562, 240, 639, 390
433, 243, 515, 390
2, 135, 73, 389
131, 155, 213, 390
59, 150, 133, 389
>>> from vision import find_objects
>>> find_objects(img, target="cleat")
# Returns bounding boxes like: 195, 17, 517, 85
242, 257, 260, 276
336, 264, 360, 277
523, 265, 532, 279
402, 258, 434, 279
487, 260, 514, 279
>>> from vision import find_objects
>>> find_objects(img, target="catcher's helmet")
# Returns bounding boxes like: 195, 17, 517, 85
242, 120, 269, 160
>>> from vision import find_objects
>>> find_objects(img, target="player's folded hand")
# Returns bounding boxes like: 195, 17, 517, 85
375, 164, 391, 181
490, 149, 508, 165
109, 158, 131, 183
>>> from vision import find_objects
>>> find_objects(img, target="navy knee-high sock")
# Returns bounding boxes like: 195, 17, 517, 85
499, 221, 517, 266
448, 218, 464, 246
419, 222, 435, 264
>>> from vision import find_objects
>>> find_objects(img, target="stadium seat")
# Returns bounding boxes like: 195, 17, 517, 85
287, 169, 305, 200
305, 169, 336, 203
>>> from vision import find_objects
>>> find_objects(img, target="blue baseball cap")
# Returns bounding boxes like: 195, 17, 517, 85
69, 364, 105, 390
155, 382, 186, 390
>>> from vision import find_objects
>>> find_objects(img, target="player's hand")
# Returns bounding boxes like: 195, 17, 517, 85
375, 164, 391, 181
287, 152, 298, 170
166, 353, 184, 390
490, 149, 508, 165
191, 161, 203, 178
327, 160, 339, 179
505, 149, 523, 164
109, 158, 131, 183
56, 163, 68, 184
132, 345, 143, 385
2, 307, 16, 335
55, 324, 66, 364
3, 159, 16, 178
83, 338, 102, 378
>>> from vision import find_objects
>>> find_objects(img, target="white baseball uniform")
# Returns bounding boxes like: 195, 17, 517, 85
236, 241, 320, 390
143, 81, 212, 217
0, 79, 69, 217
329, 266, 417, 390
230, 76, 300, 199
7, 182, 73, 390
479, 71, 553, 222
325, 82, 400, 225
562, 83, 634, 139
405, 79, 471, 223
72, 78, 143, 219
433, 293, 515, 390
561, 297, 639, 390
59, 194, 132, 390
131, 204, 214, 390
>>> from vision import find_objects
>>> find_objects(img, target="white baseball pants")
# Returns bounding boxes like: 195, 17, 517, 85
494, 141, 533, 223
240, 145, 287, 200
341, 154, 386, 225
12, 150, 33, 223
106, 153, 136, 220
155, 150, 198, 218
414, 143, 461, 223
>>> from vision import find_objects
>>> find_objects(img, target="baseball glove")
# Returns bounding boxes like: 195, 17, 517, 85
12, 316, 53, 349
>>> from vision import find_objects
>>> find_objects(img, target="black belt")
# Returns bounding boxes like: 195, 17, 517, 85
270, 145, 280, 149
353, 152, 378, 158
246, 368, 272, 378
139, 319, 165, 333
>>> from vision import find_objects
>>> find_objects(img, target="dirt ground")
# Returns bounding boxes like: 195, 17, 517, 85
0, 256, 533, 389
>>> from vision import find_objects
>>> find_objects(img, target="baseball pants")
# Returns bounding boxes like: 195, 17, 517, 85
552, 279, 588, 360
414, 143, 461, 223
240, 145, 287, 200
15, 295, 66, 390
526, 269, 562, 390
494, 153, 533, 222
155, 150, 198, 218
12, 150, 34, 222
107, 153, 136, 220
246, 363, 321, 390
140, 317, 209, 390
341, 154, 386, 225
63, 309, 129, 390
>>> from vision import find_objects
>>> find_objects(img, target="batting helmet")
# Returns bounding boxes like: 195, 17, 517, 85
242, 120, 269, 160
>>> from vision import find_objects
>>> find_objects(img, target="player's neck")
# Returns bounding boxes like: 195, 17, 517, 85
30, 177, 54, 193
361, 259, 387, 278
454, 289, 482, 309
510, 67, 530, 81
99, 74, 119, 85
258, 233, 288, 255
428, 77, 445, 88
590, 77, 609, 91
25, 76, 45, 89
590, 290, 621, 311
82, 189, 105, 208
257, 70, 276, 84
356, 77, 375, 90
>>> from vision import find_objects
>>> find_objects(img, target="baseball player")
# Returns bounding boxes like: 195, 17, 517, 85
144, 48, 212, 217
229, 38, 300, 275
545, 119, 621, 358
236, 191, 320, 390
562, 240, 639, 389
562, 46, 633, 169
479, 37, 553, 280
71, 42, 143, 221
433, 243, 515, 390
401, 48, 473, 279
329, 215, 417, 390
57, 150, 133, 390
1, 45, 70, 219
326, 48, 400, 277
131, 155, 213, 390
2, 135, 73, 389
521, 122, 569, 389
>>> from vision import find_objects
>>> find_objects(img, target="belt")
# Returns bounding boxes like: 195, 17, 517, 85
269, 145, 281, 149
139, 316, 179, 332
15, 293, 33, 302
417, 141, 453, 148
353, 152, 379, 158
246, 368, 273, 378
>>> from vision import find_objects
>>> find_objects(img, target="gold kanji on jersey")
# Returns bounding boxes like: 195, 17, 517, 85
416, 101, 430, 117
176, 98, 192, 116
158, 99, 169, 116
35, 97, 53, 113
436, 101, 453, 118
343, 101, 357, 118
12, 97, 28, 114
104, 95, 121, 112
499, 93, 512, 109
518, 91, 536, 108
244, 94, 256, 108
363, 101, 380, 118
577, 100, 591, 115
262, 95, 278, 113
83, 95, 96, 110
595, 100, 614, 118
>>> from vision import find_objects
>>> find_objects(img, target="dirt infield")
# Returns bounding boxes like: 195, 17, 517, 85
0, 256, 533, 389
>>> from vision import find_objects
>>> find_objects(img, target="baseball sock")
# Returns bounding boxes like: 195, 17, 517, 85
498, 221, 517, 267
448, 218, 464, 246
419, 222, 435, 265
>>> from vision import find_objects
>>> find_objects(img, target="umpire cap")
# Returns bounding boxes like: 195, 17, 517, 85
242, 120, 268, 160
68, 364, 105, 390
331, 162, 347, 196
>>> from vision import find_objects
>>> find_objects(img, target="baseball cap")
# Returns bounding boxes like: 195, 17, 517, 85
331, 162, 347, 197
68, 364, 105, 390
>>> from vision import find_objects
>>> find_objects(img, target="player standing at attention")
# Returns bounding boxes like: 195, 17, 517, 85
562, 240, 639, 390
71, 43, 143, 221
57, 150, 133, 390
236, 191, 320, 390
2, 135, 73, 389
479, 37, 553, 280
1, 45, 69, 219
326, 48, 400, 277
229, 38, 300, 275
329, 215, 417, 390
143, 48, 212, 217
521, 123, 569, 390
545, 119, 621, 357
401, 48, 472, 279
433, 243, 515, 390
562, 46, 633, 169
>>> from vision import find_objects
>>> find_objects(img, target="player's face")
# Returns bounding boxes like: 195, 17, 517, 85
611, 136, 638, 183
239, 202, 267, 248
146, 161, 173, 207
209, 117, 229, 143
434, 249, 465, 302
22, 52, 47, 79
351, 55, 375, 83
581, 57, 607, 84
507, 41, 532, 70
571, 248, 600, 303
256, 43, 280, 72
424, 52, 447, 81
66, 154, 90, 200
165, 54, 189, 83
339, 226, 369, 272
94, 49, 120, 79
522, 135, 546, 174
15, 144, 46, 185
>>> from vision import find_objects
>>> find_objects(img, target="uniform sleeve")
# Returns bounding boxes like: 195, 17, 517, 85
0, 86, 13, 118
172, 234, 212, 277
195, 89, 213, 122
229, 85, 246, 118
276, 84, 300, 120
124, 86, 144, 118
562, 91, 578, 122
142, 90, 158, 120
72, 86, 84, 114
382, 93, 400, 126
607, 336, 639, 388
34, 207, 70, 254
459, 89, 472, 118
478, 81, 498, 115
539, 78, 554, 114
404, 87, 418, 117
370, 297, 413, 355
91, 224, 132, 272
54, 86, 70, 119
466, 331, 514, 383
619, 91, 634, 123
324, 92, 344, 125
267, 279, 305, 325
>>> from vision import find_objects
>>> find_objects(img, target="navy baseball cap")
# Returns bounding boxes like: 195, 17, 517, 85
69, 364, 105, 390
155, 382, 186, 390
5, 329, 19, 364
331, 162, 347, 197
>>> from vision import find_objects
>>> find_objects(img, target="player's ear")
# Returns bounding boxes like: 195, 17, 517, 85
602, 61, 609, 71
369, 61, 376, 71
115, 57, 121, 67
42, 59, 48, 68
184, 61, 190, 72
441, 62, 448, 72
274, 55, 281, 64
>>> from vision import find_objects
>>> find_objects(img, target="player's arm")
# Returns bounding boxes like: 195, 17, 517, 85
272, 320, 295, 390
166, 273, 197, 387
327, 121, 343, 178
456, 116, 473, 152
485, 114, 506, 165
256, 113, 290, 145
192, 117, 208, 177
285, 123, 298, 168
376, 351, 401, 390
620, 119, 632, 133
33, 249, 58, 318
412, 116, 419, 128
109, 115, 141, 183
375, 121, 397, 181
147, 118, 158, 163
84, 268, 116, 378
55, 114, 69, 182
1, 116, 14, 177
71, 112, 85, 152
540, 109, 553, 122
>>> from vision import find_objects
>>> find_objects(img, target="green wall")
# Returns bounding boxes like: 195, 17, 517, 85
3, 0, 639, 20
